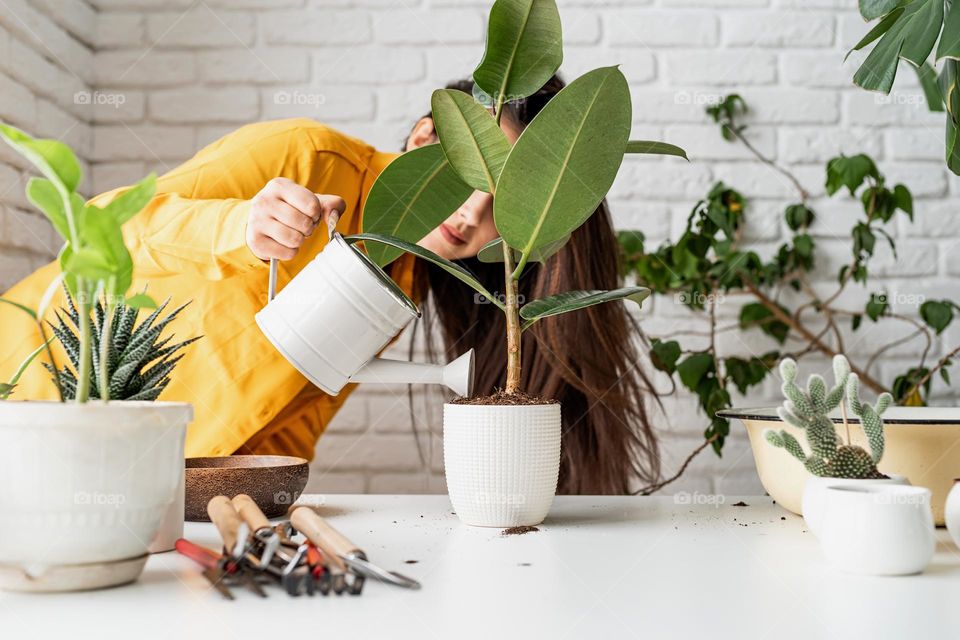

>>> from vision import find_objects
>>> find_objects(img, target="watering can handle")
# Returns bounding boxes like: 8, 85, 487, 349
266, 207, 339, 303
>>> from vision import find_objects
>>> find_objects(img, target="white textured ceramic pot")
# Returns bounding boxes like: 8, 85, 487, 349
802, 474, 909, 537
0, 401, 191, 591
444, 403, 561, 527
819, 485, 935, 576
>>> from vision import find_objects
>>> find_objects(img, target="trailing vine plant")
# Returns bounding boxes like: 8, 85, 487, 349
620, 94, 959, 480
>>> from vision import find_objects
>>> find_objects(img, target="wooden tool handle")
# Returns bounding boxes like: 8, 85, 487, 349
231, 494, 270, 531
290, 507, 360, 572
207, 495, 243, 552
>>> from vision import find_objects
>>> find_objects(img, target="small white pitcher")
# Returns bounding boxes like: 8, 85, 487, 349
819, 484, 935, 576
255, 234, 474, 396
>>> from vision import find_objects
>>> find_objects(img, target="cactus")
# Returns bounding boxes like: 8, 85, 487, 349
763, 355, 889, 479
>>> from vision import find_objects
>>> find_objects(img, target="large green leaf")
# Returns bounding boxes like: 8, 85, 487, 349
937, 0, 960, 60
476, 235, 569, 264
916, 62, 945, 110
345, 233, 504, 311
94, 173, 157, 226
494, 66, 631, 262
473, 0, 563, 104
519, 287, 649, 331
78, 208, 134, 295
361, 144, 472, 266
25, 177, 70, 241
625, 140, 688, 160
0, 123, 81, 193
432, 89, 511, 193
845, 6, 904, 61
859, 0, 901, 21
941, 59, 960, 174
853, 0, 944, 93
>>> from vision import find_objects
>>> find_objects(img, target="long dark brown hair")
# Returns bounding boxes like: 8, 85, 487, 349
406, 76, 661, 495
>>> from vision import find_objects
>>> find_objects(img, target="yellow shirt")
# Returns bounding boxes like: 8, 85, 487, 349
0, 118, 412, 460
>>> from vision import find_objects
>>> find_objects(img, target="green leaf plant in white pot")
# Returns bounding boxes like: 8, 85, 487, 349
350, 0, 687, 527
0, 125, 194, 591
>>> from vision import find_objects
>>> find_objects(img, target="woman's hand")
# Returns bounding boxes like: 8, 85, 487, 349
246, 177, 345, 261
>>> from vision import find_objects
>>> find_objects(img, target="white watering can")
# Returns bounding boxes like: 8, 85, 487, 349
255, 233, 475, 397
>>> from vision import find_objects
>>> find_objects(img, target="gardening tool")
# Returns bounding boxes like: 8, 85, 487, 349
231, 494, 280, 566
230, 494, 315, 596
206, 496, 268, 598
255, 232, 475, 397
290, 506, 421, 592
174, 538, 237, 600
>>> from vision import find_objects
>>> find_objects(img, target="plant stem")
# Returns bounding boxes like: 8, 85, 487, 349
729, 125, 809, 202
904, 344, 960, 401
75, 291, 92, 403
100, 297, 114, 403
633, 434, 718, 495
740, 276, 888, 394
502, 240, 522, 394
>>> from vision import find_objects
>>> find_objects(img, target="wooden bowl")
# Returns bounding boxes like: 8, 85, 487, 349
184, 455, 309, 521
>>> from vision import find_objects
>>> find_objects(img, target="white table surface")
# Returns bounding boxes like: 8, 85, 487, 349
2, 494, 957, 639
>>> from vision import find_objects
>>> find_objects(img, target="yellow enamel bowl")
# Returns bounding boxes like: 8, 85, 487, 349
718, 407, 960, 525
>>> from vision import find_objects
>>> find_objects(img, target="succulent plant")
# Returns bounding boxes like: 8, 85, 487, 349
764, 355, 892, 479
45, 287, 199, 401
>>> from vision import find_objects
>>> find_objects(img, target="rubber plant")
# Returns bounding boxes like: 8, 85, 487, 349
849, 0, 960, 174
348, 0, 687, 397
0, 124, 160, 403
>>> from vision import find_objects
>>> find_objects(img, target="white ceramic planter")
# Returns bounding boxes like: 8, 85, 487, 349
819, 485, 935, 576
0, 400, 191, 591
945, 480, 960, 549
802, 474, 908, 537
444, 402, 561, 527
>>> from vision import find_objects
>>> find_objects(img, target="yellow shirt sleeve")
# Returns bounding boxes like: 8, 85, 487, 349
89, 118, 346, 281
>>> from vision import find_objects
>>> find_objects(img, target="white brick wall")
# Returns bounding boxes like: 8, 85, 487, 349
0, 1, 93, 288
3, 0, 959, 497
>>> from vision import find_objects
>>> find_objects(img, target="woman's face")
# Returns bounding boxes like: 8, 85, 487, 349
407, 116, 521, 261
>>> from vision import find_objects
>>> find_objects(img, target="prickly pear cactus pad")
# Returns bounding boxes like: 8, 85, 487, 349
763, 355, 892, 479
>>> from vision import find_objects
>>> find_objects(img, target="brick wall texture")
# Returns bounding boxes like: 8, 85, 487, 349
1, 0, 957, 497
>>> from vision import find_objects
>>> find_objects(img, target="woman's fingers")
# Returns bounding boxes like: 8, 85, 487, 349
315, 194, 346, 237
269, 198, 317, 237
247, 177, 348, 261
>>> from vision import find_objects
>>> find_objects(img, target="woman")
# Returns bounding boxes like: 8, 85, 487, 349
0, 76, 659, 494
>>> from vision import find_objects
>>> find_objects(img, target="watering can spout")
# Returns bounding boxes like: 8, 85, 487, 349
350, 349, 475, 397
